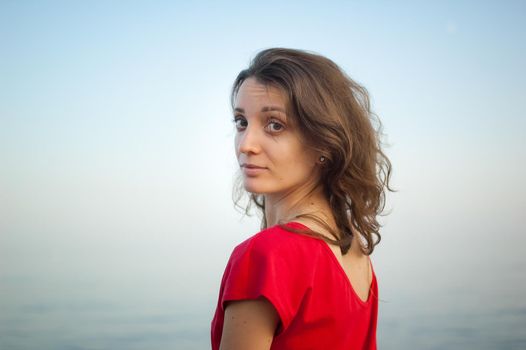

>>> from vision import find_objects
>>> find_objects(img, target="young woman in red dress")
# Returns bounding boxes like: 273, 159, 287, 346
211, 48, 394, 350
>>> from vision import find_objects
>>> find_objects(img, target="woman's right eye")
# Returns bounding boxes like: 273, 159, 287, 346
233, 116, 247, 129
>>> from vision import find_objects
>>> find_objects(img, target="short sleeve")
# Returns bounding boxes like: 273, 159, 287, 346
220, 232, 312, 332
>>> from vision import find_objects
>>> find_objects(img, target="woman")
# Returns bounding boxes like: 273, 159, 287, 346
211, 48, 394, 350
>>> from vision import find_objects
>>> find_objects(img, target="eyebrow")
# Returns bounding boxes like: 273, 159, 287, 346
234, 106, 287, 114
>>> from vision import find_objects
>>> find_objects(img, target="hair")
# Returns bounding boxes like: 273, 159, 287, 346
231, 48, 396, 256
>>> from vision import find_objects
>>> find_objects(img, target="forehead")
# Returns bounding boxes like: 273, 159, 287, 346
235, 77, 288, 108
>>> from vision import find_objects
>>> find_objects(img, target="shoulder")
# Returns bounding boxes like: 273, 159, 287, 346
230, 223, 323, 263
220, 224, 321, 301
219, 224, 322, 338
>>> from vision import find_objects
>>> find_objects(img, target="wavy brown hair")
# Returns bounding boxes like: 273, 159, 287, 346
231, 48, 395, 256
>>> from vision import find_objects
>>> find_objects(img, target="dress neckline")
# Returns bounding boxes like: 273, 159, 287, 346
284, 221, 376, 305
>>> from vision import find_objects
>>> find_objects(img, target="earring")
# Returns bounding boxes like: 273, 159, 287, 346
319, 156, 326, 163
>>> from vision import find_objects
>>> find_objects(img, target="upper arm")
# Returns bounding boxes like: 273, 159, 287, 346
219, 296, 280, 350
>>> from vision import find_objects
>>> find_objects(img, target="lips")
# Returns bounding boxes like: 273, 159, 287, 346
240, 163, 267, 176
241, 163, 266, 169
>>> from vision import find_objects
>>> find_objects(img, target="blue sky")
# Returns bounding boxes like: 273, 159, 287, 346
1, 1, 525, 348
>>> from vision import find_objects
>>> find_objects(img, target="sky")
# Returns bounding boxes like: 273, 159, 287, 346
1, 0, 525, 348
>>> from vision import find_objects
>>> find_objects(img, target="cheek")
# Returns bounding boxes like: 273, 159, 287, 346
277, 148, 315, 174
234, 136, 240, 157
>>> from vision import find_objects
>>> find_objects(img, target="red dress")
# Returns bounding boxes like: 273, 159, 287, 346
211, 221, 378, 350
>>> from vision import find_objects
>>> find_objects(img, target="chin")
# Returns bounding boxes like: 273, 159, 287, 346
243, 179, 270, 195
243, 185, 265, 195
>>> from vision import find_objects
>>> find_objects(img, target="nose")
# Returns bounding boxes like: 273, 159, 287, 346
236, 126, 261, 155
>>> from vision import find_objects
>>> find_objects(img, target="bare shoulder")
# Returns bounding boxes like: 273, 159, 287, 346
221, 297, 280, 350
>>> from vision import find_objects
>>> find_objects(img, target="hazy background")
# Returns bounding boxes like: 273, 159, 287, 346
1, 1, 525, 349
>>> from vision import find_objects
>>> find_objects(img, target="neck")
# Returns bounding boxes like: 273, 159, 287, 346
263, 181, 333, 228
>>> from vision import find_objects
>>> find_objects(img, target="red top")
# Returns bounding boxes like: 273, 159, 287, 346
210, 221, 378, 350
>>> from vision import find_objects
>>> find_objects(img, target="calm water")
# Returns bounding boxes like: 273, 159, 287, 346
1, 273, 525, 349
1, 221, 525, 349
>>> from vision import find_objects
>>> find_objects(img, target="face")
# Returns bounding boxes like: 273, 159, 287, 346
233, 77, 319, 196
